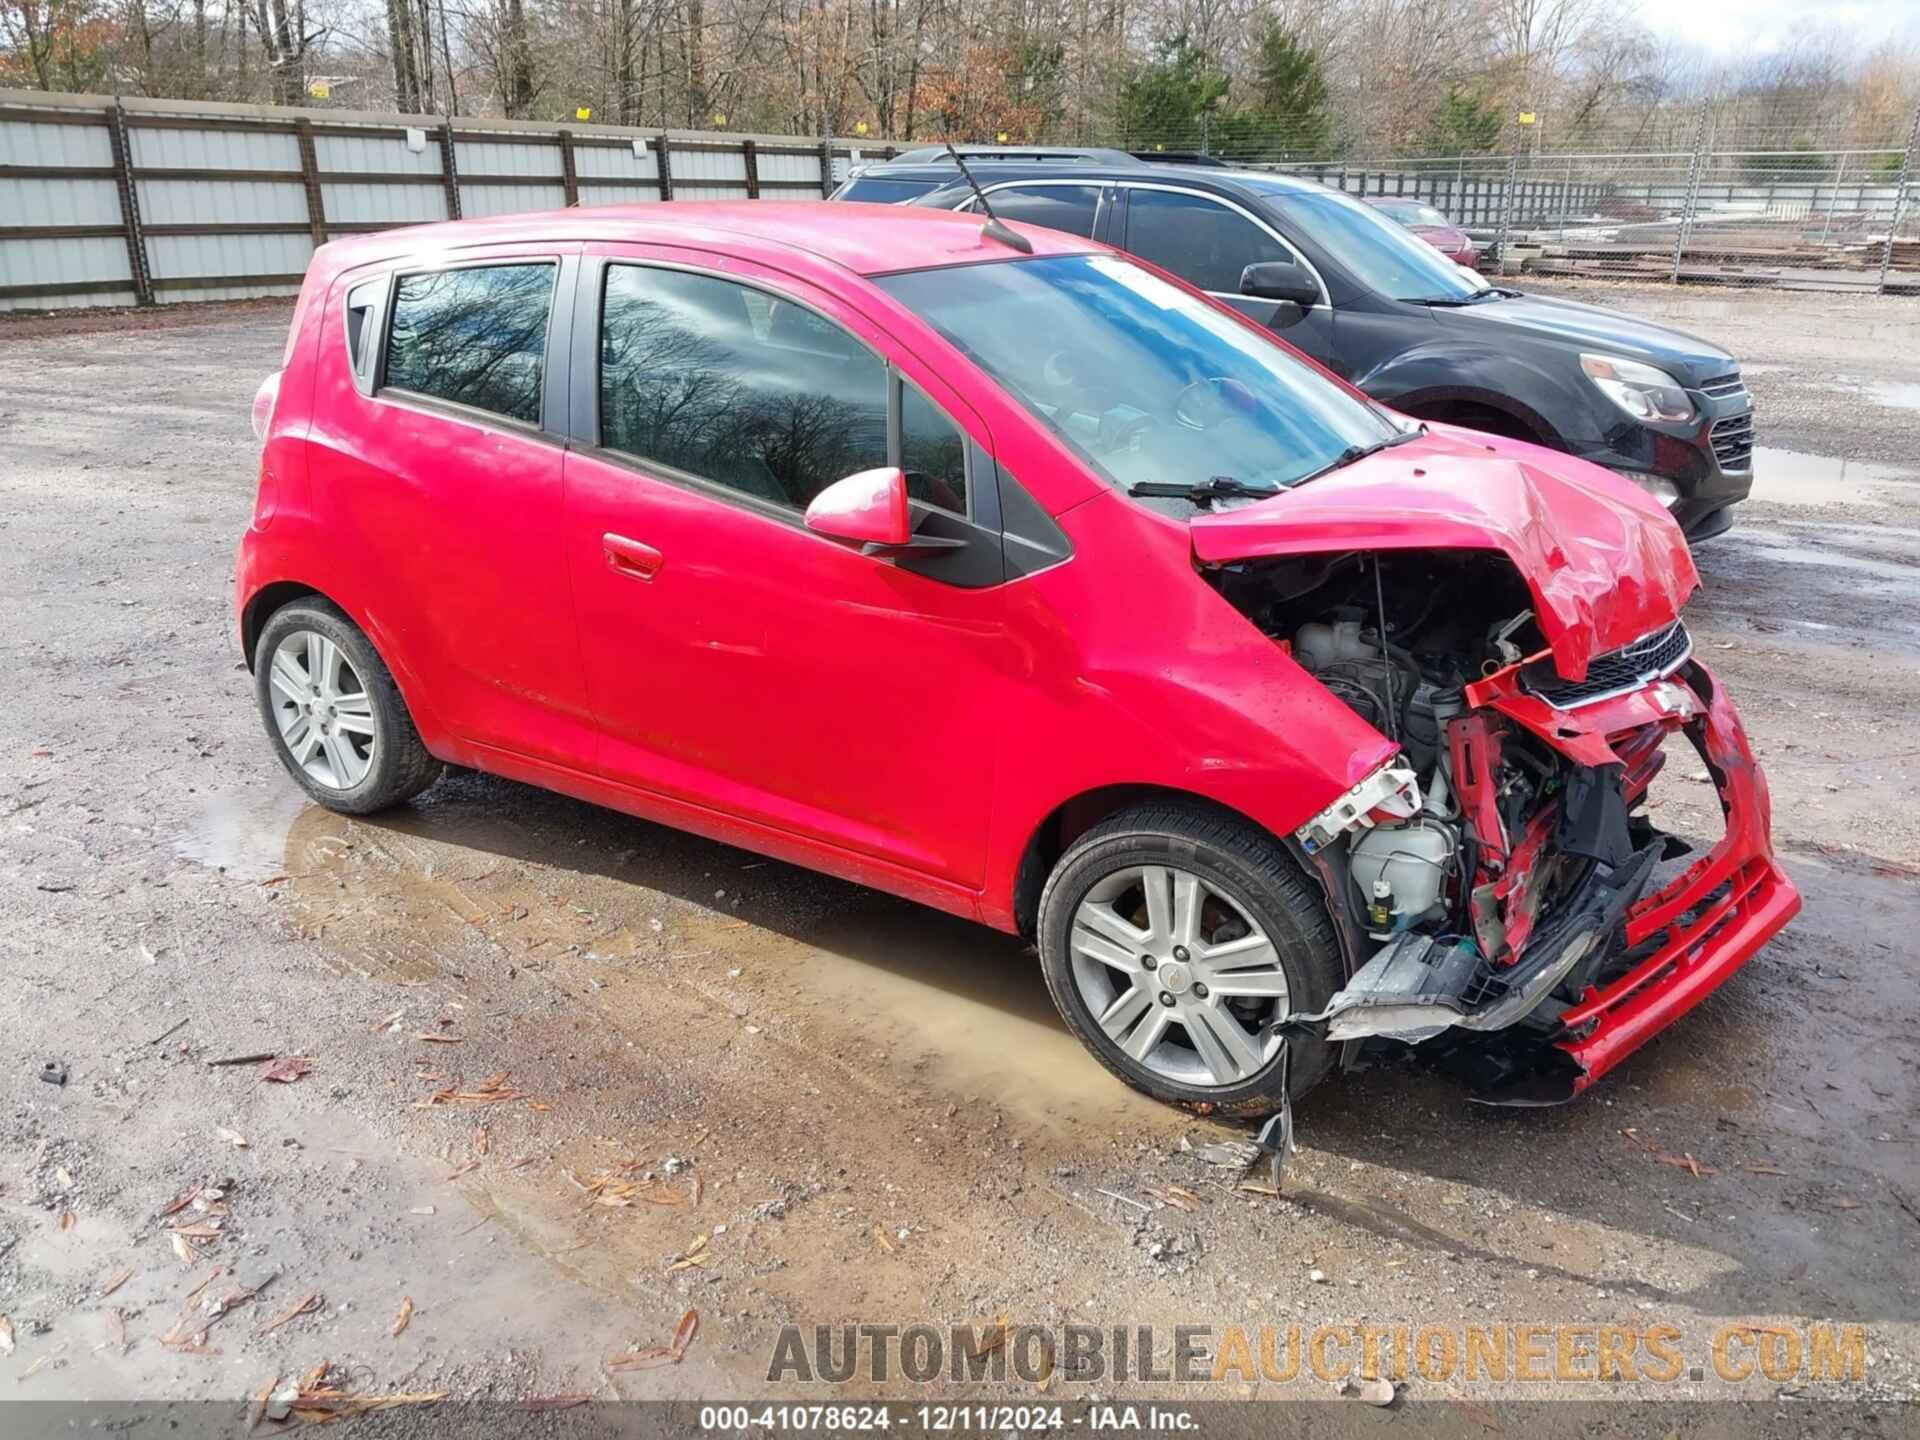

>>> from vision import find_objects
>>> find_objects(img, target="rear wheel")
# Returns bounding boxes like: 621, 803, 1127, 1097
1035, 801, 1345, 1114
254, 599, 441, 814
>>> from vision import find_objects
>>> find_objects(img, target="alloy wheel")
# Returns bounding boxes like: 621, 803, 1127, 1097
1069, 864, 1290, 1088
266, 629, 377, 791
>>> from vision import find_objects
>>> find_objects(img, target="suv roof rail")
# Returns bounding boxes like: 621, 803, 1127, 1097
1129, 150, 1231, 167
885, 144, 1141, 167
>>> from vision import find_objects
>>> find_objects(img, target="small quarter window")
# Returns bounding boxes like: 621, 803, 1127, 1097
981, 184, 1100, 239
383, 263, 556, 425
1124, 189, 1294, 294
899, 381, 969, 516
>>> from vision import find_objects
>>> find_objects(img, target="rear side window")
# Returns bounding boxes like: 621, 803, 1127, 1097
1124, 189, 1293, 293
599, 265, 889, 511
981, 184, 1099, 239
383, 263, 556, 424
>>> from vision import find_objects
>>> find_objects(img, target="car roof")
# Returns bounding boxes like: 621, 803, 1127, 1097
313, 200, 1100, 280
863, 157, 1332, 198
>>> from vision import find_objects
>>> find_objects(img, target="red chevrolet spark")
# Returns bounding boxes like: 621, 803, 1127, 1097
236, 201, 1798, 1112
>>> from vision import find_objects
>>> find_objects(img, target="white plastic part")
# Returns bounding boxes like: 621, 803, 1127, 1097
1350, 819, 1457, 935
405, 127, 427, 153
1294, 760, 1422, 854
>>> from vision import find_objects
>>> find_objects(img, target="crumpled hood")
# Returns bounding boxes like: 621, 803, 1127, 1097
1190, 428, 1699, 681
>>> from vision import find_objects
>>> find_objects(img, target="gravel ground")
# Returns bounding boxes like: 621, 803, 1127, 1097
0, 278, 1916, 1434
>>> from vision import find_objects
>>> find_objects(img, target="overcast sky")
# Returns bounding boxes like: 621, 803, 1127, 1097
1632, 0, 1920, 58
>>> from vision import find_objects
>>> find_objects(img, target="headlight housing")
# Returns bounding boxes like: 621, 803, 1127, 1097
1580, 353, 1695, 424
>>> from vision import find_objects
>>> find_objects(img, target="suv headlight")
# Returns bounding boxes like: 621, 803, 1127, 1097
1580, 354, 1695, 424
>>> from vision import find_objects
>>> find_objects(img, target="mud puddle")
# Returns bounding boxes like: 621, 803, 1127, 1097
1748, 446, 1919, 507
173, 782, 306, 881
274, 777, 1174, 1139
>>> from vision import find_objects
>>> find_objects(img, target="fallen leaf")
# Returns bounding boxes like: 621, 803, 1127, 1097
391, 1296, 414, 1337
606, 1308, 699, 1372
247, 1372, 280, 1430
373, 1010, 405, 1033
1743, 1163, 1787, 1176
445, 1159, 481, 1180
99, 1267, 134, 1298
262, 1057, 312, 1084
1654, 1151, 1717, 1177
60, 1209, 75, 1231
871, 1223, 898, 1253
520, 1395, 591, 1411
1831, 1196, 1863, 1210
414, 1033, 462, 1044
472, 1126, 490, 1157
253, 1291, 322, 1336
105, 1308, 126, 1354
160, 1183, 202, 1218
170, 1232, 196, 1266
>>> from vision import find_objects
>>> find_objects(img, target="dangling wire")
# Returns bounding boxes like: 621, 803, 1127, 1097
1374, 554, 1398, 743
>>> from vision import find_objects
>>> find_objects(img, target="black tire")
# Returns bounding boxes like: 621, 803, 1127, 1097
1036, 800, 1344, 1115
253, 598, 441, 815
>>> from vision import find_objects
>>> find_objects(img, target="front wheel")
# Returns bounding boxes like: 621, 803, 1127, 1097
1035, 801, 1345, 1114
253, 599, 441, 814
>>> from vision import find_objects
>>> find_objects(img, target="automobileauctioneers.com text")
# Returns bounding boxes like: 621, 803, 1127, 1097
764, 1320, 1868, 1388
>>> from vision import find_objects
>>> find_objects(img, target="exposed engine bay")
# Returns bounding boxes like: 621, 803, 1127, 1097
1209, 549, 1696, 1101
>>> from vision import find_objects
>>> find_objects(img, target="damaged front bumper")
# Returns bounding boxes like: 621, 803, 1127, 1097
1498, 659, 1801, 1099
1297, 658, 1800, 1103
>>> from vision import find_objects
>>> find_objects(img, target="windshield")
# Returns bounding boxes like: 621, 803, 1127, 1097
1262, 187, 1486, 301
874, 254, 1401, 498
1378, 201, 1452, 228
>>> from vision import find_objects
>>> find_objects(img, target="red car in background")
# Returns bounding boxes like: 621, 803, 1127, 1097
236, 201, 1795, 1114
1367, 197, 1479, 269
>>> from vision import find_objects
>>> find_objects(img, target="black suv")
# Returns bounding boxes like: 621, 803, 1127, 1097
833, 151, 1756, 540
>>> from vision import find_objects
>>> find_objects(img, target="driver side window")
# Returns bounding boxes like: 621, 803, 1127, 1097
1123, 189, 1293, 294
598, 264, 971, 518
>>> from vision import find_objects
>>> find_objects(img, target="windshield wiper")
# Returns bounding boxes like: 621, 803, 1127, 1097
1409, 286, 1517, 306
1127, 475, 1280, 505
1293, 426, 1425, 485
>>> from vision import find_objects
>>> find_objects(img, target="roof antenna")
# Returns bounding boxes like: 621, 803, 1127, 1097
945, 143, 1033, 254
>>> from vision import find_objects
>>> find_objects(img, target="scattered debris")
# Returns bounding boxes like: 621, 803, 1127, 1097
1653, 1152, 1716, 1178
421, 1072, 524, 1106
206, 1053, 277, 1068
606, 1308, 700, 1371
390, 1296, 414, 1337
262, 1057, 312, 1084
567, 1162, 696, 1209
170, 1233, 197, 1266
104, 1308, 127, 1355
1094, 1188, 1149, 1213
218, 1127, 250, 1149
1338, 1375, 1398, 1406
871, 1223, 898, 1252
414, 1033, 462, 1044
254, 1292, 322, 1337
1144, 1185, 1204, 1211
373, 1010, 405, 1034
269, 1361, 447, 1422
99, 1267, 133, 1298
144, 1018, 191, 1047
667, 1232, 711, 1272
1744, 1163, 1787, 1176
248, 1372, 282, 1429
38, 1060, 67, 1087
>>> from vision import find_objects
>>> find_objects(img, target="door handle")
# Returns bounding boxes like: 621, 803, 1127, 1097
603, 533, 663, 582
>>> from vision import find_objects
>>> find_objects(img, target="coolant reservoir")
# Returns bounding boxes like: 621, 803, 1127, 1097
1349, 821, 1455, 935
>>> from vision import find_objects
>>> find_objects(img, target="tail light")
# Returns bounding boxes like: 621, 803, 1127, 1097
251, 370, 283, 444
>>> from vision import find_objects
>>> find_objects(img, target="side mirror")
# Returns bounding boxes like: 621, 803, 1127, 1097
1240, 260, 1318, 308
805, 466, 911, 548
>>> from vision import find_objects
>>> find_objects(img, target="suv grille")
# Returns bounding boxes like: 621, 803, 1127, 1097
1710, 410, 1755, 472
1524, 621, 1692, 709
1698, 372, 1745, 399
